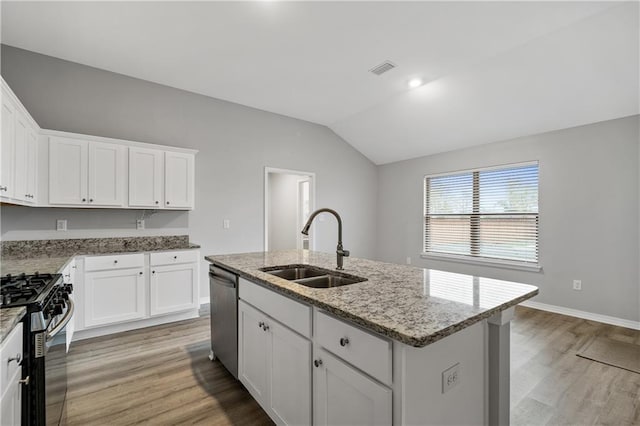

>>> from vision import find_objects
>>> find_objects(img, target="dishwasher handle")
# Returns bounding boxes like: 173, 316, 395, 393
209, 272, 237, 288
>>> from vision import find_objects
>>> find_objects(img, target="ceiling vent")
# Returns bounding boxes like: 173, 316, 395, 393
369, 61, 397, 76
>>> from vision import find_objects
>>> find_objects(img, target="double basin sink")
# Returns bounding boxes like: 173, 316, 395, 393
260, 265, 367, 288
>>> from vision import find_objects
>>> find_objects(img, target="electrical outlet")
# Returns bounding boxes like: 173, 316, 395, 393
406, 257, 412, 265
136, 219, 145, 230
56, 219, 67, 231
223, 219, 230, 229
573, 280, 582, 291
442, 363, 460, 394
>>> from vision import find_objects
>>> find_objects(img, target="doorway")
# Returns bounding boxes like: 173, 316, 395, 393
264, 167, 316, 251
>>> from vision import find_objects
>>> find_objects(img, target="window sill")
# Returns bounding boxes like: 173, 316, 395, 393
420, 252, 542, 272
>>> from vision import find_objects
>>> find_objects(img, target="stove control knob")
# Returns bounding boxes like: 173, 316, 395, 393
55, 299, 66, 309
52, 304, 64, 316
65, 284, 74, 293
60, 292, 70, 300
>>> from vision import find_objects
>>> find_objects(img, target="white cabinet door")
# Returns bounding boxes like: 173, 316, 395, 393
314, 348, 392, 426
150, 263, 198, 316
84, 268, 146, 328
12, 111, 29, 202
0, 369, 22, 426
25, 128, 38, 203
1, 94, 15, 198
269, 320, 312, 426
238, 300, 269, 403
88, 141, 125, 206
62, 259, 76, 352
49, 137, 88, 205
164, 151, 194, 209
128, 147, 163, 208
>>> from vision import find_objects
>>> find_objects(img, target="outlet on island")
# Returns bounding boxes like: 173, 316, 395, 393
442, 362, 460, 394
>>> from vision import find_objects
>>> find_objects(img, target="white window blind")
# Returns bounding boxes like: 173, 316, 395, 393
424, 162, 539, 265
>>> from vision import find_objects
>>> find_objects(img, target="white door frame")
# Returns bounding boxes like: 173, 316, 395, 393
264, 167, 316, 252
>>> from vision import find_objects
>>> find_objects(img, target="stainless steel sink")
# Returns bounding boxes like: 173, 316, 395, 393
264, 267, 326, 281
260, 265, 367, 288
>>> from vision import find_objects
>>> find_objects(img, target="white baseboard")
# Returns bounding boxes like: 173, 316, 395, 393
519, 300, 640, 330
73, 309, 200, 341
199, 296, 210, 306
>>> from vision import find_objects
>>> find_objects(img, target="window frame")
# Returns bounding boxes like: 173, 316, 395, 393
421, 161, 541, 272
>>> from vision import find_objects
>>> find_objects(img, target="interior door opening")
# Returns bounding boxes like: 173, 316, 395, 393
264, 168, 315, 252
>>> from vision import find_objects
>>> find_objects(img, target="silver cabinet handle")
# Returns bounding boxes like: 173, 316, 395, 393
19, 376, 30, 386
0, 186, 7, 191
340, 337, 350, 347
8, 354, 21, 365
314, 359, 323, 368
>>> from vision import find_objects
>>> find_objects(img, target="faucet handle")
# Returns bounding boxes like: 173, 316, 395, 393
343, 250, 350, 257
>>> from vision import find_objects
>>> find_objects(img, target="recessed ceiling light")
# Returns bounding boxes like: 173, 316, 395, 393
408, 78, 423, 89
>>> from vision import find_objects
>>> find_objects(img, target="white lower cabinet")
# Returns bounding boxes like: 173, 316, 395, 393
1, 323, 23, 426
78, 250, 200, 337
313, 348, 392, 426
237, 278, 393, 426
150, 263, 198, 316
84, 267, 146, 327
238, 300, 312, 426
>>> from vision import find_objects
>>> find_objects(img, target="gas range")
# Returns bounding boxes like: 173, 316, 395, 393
1, 272, 74, 425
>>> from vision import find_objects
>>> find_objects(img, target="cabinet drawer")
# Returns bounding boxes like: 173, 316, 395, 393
315, 311, 392, 385
84, 253, 144, 271
0, 323, 23, 399
150, 250, 199, 266
239, 278, 311, 338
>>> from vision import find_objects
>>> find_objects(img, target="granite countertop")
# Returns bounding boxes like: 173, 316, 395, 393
206, 250, 539, 348
0, 307, 26, 344
0, 236, 200, 276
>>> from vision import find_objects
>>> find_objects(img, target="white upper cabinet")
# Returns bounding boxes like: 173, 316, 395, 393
1, 94, 16, 199
129, 147, 163, 208
1, 81, 38, 204
129, 147, 195, 210
49, 137, 89, 205
164, 151, 194, 209
88, 141, 126, 206
50, 137, 126, 207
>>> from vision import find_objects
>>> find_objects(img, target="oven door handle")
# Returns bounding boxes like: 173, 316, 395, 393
46, 298, 75, 341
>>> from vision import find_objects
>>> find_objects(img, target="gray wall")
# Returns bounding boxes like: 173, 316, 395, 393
377, 115, 640, 322
0, 45, 379, 298
267, 173, 299, 250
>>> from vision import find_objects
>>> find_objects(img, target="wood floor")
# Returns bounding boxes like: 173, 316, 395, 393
61, 306, 639, 425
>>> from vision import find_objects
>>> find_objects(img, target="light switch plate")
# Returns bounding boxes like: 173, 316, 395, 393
136, 219, 145, 230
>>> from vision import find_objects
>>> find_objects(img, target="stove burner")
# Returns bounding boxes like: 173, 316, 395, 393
1, 272, 60, 308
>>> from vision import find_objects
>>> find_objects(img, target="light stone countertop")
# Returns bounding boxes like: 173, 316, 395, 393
0, 307, 26, 344
0, 236, 200, 276
205, 250, 539, 347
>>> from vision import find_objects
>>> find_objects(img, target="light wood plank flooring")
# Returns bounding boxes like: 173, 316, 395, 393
62, 306, 639, 425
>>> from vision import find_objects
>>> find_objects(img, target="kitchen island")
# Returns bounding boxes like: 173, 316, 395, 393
206, 250, 538, 426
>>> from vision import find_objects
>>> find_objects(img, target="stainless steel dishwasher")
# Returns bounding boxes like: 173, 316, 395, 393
209, 265, 238, 379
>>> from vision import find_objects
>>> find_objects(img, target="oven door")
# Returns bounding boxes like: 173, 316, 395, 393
45, 298, 74, 426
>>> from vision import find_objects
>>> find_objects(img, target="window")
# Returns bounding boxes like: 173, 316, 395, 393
423, 162, 539, 267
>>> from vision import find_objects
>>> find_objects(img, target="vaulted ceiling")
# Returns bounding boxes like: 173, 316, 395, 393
2, 1, 638, 164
